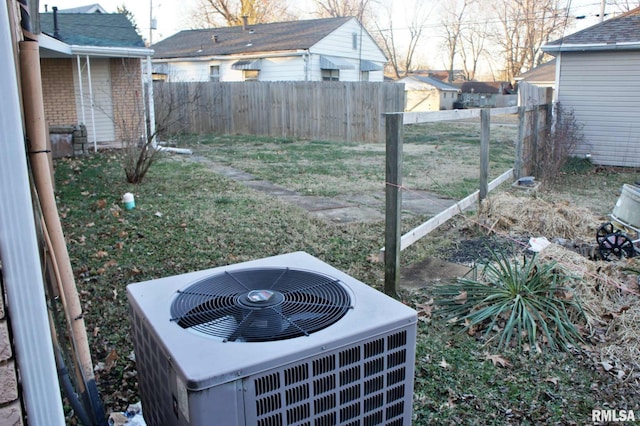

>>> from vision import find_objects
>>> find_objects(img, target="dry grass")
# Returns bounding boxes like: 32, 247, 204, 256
475, 192, 640, 370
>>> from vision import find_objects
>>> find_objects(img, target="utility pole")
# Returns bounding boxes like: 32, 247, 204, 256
599, 0, 605, 22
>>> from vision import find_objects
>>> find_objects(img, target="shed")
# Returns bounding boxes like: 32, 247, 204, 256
396, 75, 460, 111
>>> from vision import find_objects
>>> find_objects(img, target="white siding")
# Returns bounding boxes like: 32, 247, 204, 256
165, 61, 210, 82
557, 50, 640, 167
73, 58, 115, 143
257, 56, 307, 81
309, 18, 386, 82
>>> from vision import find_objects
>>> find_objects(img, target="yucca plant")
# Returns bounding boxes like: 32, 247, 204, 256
434, 247, 585, 352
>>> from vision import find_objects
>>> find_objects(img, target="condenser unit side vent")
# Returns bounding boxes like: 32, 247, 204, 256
245, 329, 412, 425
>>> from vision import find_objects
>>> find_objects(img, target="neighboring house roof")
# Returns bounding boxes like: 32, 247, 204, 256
455, 81, 513, 94
58, 3, 107, 14
514, 59, 556, 83
152, 17, 355, 59
400, 75, 459, 91
40, 12, 145, 48
543, 7, 640, 53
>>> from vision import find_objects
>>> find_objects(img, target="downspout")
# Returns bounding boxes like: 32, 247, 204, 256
86, 55, 98, 151
146, 55, 157, 148
76, 55, 87, 126
304, 50, 309, 81
0, 1, 65, 424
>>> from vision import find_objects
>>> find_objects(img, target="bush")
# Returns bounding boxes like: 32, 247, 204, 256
434, 247, 585, 352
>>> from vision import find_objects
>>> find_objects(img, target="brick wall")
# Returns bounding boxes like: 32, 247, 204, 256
41, 58, 78, 127
0, 270, 25, 425
110, 58, 145, 143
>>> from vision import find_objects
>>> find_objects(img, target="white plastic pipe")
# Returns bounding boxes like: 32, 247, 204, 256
0, 2, 65, 424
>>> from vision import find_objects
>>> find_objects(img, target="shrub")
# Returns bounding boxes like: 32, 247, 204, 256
434, 247, 585, 352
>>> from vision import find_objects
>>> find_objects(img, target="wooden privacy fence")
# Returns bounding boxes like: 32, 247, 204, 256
154, 81, 405, 143
383, 104, 552, 296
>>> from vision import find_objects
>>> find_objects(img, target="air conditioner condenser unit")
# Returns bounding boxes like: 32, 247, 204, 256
127, 251, 417, 425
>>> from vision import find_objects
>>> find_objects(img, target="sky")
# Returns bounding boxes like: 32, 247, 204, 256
40, 0, 616, 74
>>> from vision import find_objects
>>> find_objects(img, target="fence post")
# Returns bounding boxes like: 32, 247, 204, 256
384, 113, 403, 298
479, 108, 490, 201
515, 106, 526, 179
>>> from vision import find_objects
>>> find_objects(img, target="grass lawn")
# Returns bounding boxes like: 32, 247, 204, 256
54, 125, 640, 424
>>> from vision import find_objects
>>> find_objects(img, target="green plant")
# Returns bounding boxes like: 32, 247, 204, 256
434, 247, 585, 352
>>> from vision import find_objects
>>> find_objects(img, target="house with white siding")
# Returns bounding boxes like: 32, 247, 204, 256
542, 7, 640, 167
151, 17, 387, 82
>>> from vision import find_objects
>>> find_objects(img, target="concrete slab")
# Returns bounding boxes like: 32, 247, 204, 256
244, 180, 299, 196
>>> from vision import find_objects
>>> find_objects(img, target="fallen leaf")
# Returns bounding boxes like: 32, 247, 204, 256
454, 291, 467, 304
367, 253, 382, 263
485, 353, 512, 368
103, 259, 118, 268
81, 191, 90, 196
95, 250, 108, 258
154, 212, 163, 217
115, 242, 124, 250
415, 299, 433, 318
93, 327, 100, 337
439, 358, 450, 369
86, 222, 95, 227
104, 349, 118, 373
544, 376, 559, 385
96, 199, 107, 209
601, 361, 614, 372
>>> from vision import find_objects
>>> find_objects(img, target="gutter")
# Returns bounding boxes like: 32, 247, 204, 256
154, 50, 306, 63
71, 45, 154, 58
38, 33, 154, 58
542, 41, 640, 53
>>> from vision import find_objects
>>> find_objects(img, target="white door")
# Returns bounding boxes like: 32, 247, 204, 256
74, 57, 116, 143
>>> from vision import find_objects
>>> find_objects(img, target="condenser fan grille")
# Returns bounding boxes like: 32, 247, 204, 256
170, 267, 352, 342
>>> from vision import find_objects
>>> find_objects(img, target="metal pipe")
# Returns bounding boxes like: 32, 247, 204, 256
0, 2, 65, 423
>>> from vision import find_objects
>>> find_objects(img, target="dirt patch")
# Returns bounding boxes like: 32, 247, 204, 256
401, 257, 471, 288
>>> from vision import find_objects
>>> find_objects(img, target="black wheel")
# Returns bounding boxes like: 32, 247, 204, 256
598, 232, 636, 260
596, 222, 615, 245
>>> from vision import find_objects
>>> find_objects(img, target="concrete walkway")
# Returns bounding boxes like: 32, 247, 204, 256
189, 155, 457, 224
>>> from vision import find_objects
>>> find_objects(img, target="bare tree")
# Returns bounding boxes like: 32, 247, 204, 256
373, 0, 431, 79
440, 0, 472, 82
191, 0, 293, 27
458, 17, 487, 81
312, 0, 374, 24
607, 0, 640, 13
491, 0, 569, 81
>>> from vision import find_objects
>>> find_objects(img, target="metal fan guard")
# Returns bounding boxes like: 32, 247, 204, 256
170, 267, 352, 342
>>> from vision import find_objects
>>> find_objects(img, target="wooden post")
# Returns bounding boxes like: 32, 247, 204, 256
479, 108, 490, 201
515, 105, 526, 179
384, 113, 403, 298
532, 105, 540, 176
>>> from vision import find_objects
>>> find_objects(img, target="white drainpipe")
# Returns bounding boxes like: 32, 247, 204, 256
0, 2, 65, 424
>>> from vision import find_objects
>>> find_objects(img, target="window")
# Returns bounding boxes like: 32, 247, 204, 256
243, 70, 259, 81
322, 69, 340, 81
209, 65, 220, 81
352, 32, 358, 50
360, 71, 370, 81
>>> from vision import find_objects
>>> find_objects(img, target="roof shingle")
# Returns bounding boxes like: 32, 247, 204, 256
151, 17, 352, 59
40, 13, 145, 48
546, 7, 640, 47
